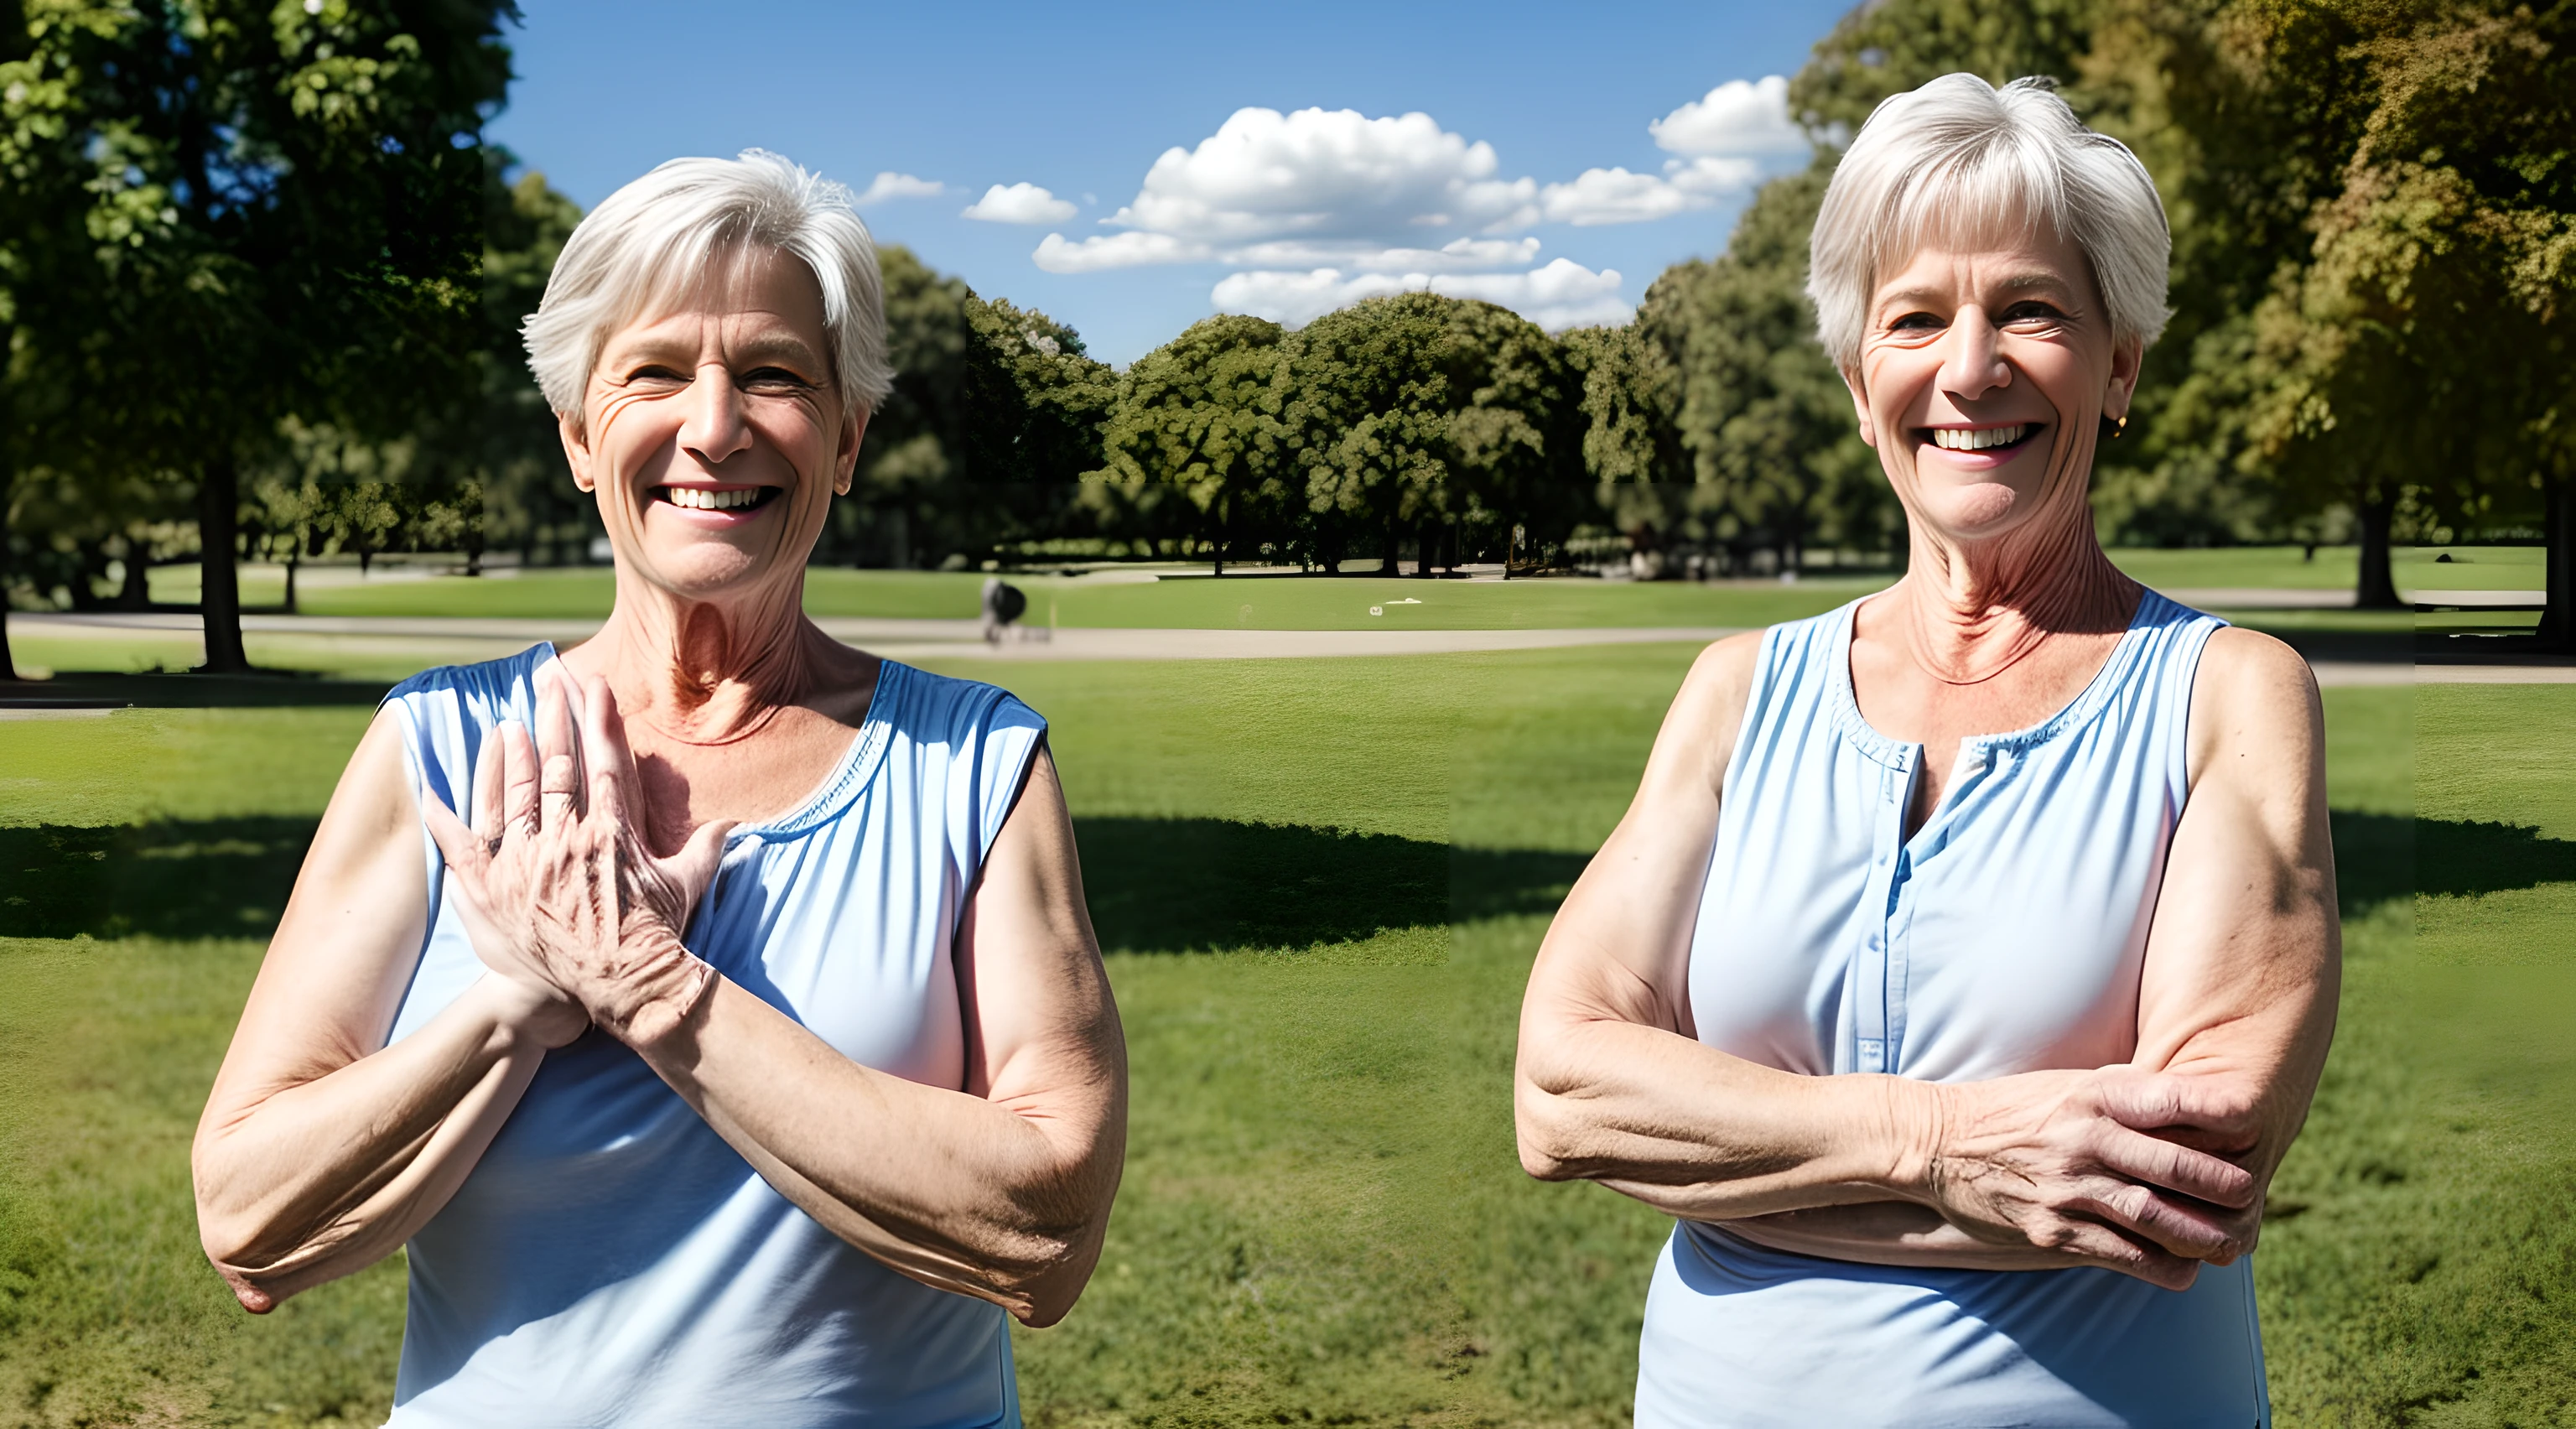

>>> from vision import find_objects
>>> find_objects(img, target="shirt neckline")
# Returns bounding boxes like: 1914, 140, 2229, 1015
1824, 586, 2167, 771
527, 642, 901, 841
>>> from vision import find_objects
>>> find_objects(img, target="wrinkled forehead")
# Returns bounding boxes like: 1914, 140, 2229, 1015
1865, 149, 2100, 307
595, 236, 830, 362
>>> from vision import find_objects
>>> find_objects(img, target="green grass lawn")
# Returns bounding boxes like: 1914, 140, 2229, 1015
2, 648, 2568, 1426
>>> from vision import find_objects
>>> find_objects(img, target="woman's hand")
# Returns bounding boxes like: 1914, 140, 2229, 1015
1908, 1066, 2259, 1288
423, 664, 734, 1048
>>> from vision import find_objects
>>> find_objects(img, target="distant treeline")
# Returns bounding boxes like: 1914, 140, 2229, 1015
3, 0, 2568, 655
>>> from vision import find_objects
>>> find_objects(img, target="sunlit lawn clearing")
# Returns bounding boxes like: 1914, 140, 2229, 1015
76, 544, 2444, 634
0, 653, 2563, 1425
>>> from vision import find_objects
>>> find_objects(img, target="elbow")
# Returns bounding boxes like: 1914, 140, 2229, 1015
1513, 1079, 1585, 1182
986, 1226, 1104, 1329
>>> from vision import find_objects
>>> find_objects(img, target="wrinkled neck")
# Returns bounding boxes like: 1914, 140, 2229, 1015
1892, 497, 2137, 684
583, 569, 827, 743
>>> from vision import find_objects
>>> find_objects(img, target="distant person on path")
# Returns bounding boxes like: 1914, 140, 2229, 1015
1514, 76, 2336, 1426
981, 576, 1028, 644
193, 151, 1127, 1427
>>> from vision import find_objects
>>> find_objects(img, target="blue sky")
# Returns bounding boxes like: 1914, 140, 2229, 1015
486, 0, 1856, 364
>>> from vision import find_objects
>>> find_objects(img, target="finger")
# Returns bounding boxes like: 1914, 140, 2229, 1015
536, 665, 580, 821
2066, 1223, 2202, 1292
423, 790, 486, 879
2099, 1071, 2258, 1146
502, 721, 539, 838
669, 818, 737, 906
579, 678, 635, 828
2071, 1178, 2237, 1260
542, 753, 581, 832
471, 729, 505, 844
2096, 1125, 2257, 1209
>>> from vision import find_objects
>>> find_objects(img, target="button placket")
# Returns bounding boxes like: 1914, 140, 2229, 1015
1853, 751, 1914, 1075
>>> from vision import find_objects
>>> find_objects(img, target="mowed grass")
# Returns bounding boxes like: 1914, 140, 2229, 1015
74, 543, 2423, 637
1, 647, 2568, 1425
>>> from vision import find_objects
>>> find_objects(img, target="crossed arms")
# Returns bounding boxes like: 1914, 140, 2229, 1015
1513, 628, 2339, 1288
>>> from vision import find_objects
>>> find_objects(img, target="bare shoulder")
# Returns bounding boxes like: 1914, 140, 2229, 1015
1641, 630, 1768, 803
2187, 626, 2324, 791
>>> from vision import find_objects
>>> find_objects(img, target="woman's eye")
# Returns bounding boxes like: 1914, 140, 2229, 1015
742, 368, 812, 393
1888, 312, 1944, 332
626, 365, 688, 385
2002, 303, 2064, 325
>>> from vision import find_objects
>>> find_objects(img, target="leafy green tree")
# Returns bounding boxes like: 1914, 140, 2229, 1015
1093, 314, 1293, 574
0, 0, 508, 672
1283, 295, 1462, 574
479, 154, 591, 568
1636, 164, 1889, 574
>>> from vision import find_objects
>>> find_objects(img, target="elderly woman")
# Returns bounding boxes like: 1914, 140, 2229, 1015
191, 152, 1127, 1426
1514, 75, 2335, 1426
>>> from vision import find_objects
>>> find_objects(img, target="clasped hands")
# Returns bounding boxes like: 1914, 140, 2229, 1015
423, 663, 735, 1052
1738, 1067, 2268, 1290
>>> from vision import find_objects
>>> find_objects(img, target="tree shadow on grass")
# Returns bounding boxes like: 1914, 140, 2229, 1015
2416, 818, 2576, 900
1072, 816, 1588, 955
0, 818, 319, 940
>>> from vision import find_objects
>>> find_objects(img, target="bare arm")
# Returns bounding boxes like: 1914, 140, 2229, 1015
1514, 636, 2261, 1289
1722, 629, 2337, 1273
192, 710, 584, 1312
430, 676, 1128, 1328
633, 749, 1126, 1327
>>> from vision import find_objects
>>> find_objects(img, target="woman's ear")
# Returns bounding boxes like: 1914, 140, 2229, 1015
558, 410, 595, 493
1844, 368, 1877, 449
834, 404, 869, 497
2104, 335, 2143, 422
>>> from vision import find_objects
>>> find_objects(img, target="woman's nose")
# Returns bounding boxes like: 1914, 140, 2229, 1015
678, 364, 755, 466
1936, 308, 2012, 403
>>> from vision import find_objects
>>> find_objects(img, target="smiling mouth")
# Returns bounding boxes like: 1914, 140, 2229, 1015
653, 486, 779, 512
1924, 424, 2040, 453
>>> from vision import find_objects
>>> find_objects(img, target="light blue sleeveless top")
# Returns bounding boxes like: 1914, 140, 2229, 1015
377, 644, 1044, 1428
1637, 590, 2270, 1428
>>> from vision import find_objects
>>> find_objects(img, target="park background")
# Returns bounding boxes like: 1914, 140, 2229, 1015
2, 0, 2573, 1425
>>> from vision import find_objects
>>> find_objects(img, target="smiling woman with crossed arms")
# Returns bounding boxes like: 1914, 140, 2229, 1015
190, 152, 1126, 1426
1514, 76, 2337, 1426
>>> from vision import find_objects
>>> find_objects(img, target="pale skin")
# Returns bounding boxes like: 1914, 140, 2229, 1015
192, 248, 1127, 1328
1514, 221, 2340, 1291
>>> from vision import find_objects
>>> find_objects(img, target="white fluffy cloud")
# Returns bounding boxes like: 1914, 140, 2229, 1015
1031, 82, 1805, 332
1033, 230, 1214, 273
961, 182, 1078, 225
1212, 257, 1628, 331
1649, 75, 1807, 157
853, 172, 944, 206
1539, 153, 1764, 226
1108, 107, 1540, 244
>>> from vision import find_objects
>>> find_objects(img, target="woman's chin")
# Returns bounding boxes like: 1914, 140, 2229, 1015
1921, 482, 2033, 538
618, 544, 776, 601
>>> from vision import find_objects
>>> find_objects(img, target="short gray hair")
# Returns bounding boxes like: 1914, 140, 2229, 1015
522, 149, 893, 421
1806, 74, 2170, 375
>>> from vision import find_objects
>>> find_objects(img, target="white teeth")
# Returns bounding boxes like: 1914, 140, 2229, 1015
1930, 425, 2032, 451
663, 487, 764, 510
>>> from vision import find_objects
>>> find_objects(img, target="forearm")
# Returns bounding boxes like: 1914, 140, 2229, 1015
193, 977, 546, 1308
631, 976, 1121, 1325
1717, 1201, 2085, 1271
1517, 1014, 1935, 1219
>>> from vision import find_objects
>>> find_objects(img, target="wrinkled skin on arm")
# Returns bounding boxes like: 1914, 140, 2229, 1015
420, 668, 1126, 1327
1514, 629, 2334, 1290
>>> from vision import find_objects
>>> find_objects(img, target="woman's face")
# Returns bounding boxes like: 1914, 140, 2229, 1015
1847, 222, 2139, 544
561, 247, 864, 602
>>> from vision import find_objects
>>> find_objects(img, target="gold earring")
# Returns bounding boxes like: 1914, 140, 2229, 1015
2113, 415, 2127, 438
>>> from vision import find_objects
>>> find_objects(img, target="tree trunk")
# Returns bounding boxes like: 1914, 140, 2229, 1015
2353, 488, 2402, 611
284, 541, 301, 616
117, 540, 153, 608
1213, 496, 1227, 578
1415, 519, 1435, 578
1379, 507, 1400, 576
2538, 475, 2575, 652
198, 456, 251, 673
0, 458, 18, 682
